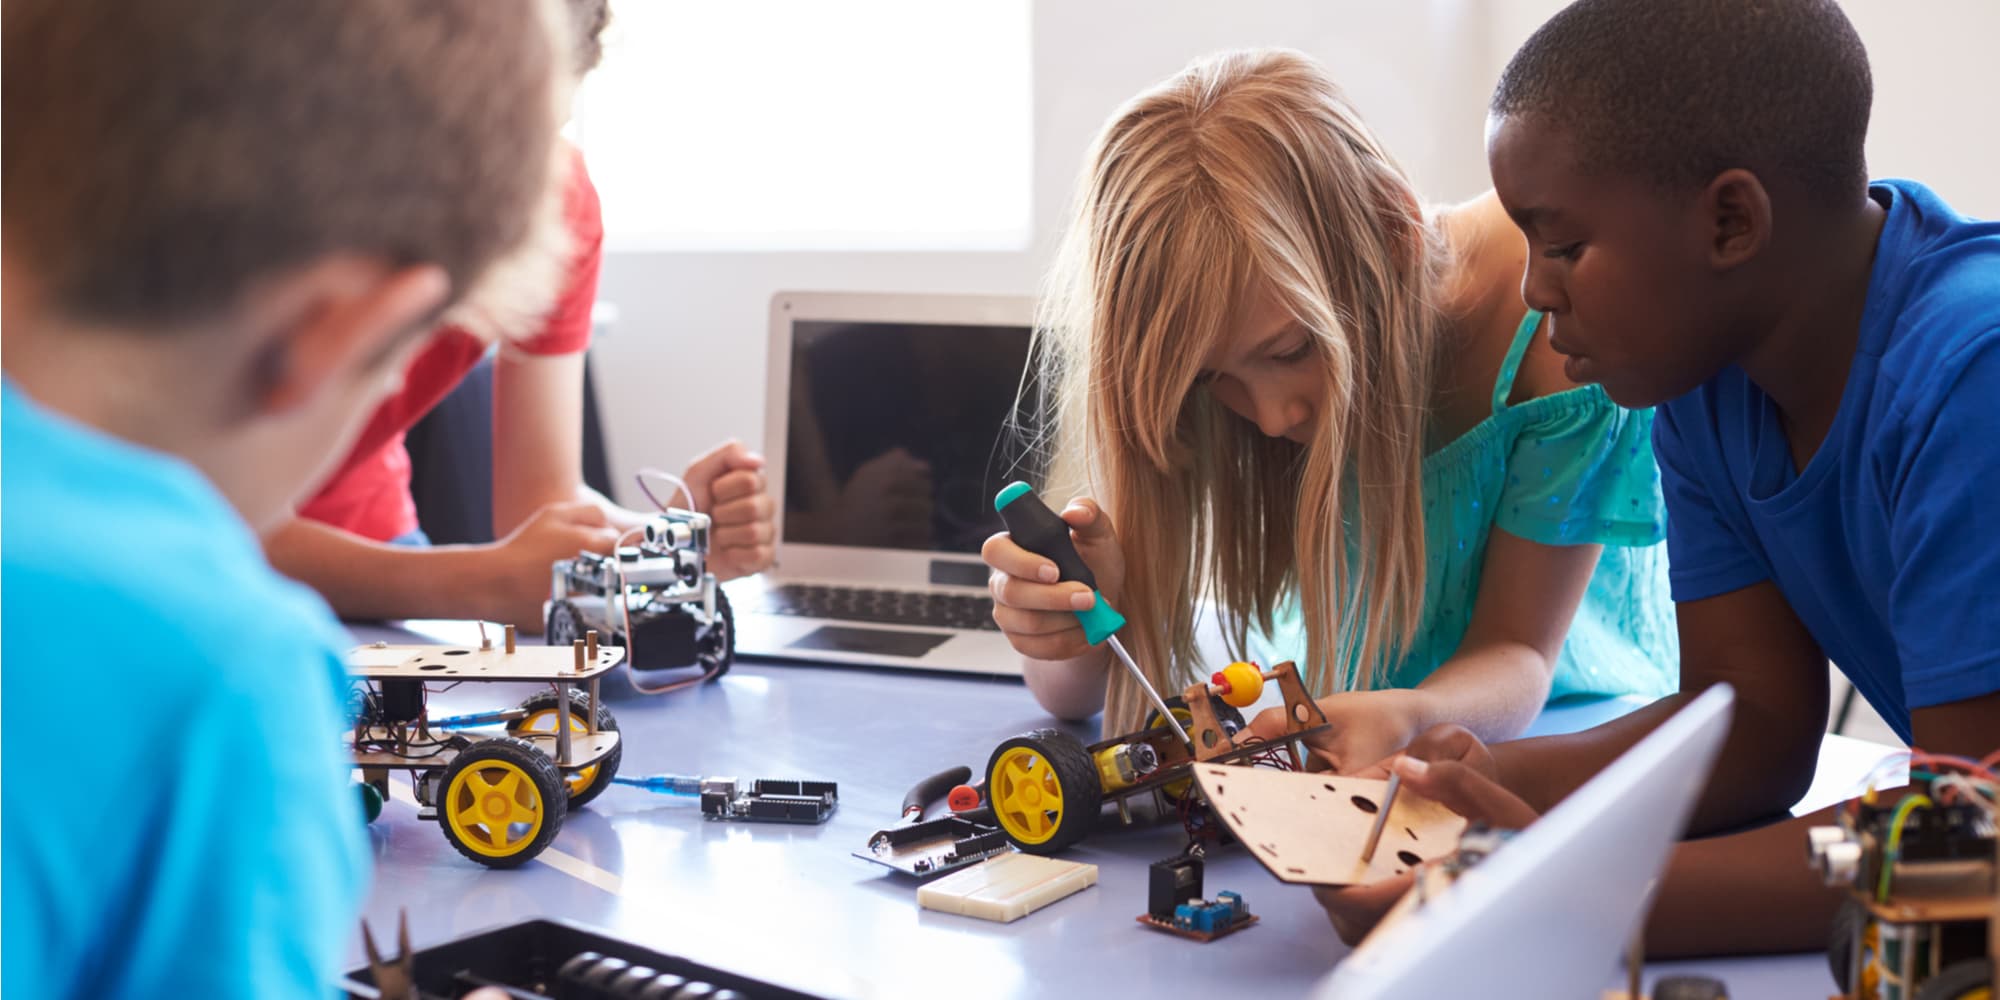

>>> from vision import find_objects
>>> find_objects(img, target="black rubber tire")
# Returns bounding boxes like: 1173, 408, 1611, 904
1827, 897, 1868, 992
508, 689, 621, 809
1653, 975, 1731, 1000
546, 600, 582, 648
435, 736, 567, 868
357, 781, 385, 824
1913, 959, 1995, 1000
986, 728, 1101, 855
697, 588, 735, 680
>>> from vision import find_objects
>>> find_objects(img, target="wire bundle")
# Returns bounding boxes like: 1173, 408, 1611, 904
1864, 748, 1998, 903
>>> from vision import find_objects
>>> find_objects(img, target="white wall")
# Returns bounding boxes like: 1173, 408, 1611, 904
590, 0, 2000, 502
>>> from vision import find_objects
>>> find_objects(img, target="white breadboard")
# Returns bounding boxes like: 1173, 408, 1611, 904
916, 853, 1097, 923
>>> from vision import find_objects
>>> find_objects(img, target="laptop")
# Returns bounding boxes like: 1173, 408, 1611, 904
1318, 683, 1737, 999
730, 291, 1038, 675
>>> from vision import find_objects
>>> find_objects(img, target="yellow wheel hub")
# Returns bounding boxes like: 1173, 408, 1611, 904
444, 759, 545, 858
992, 746, 1065, 845
518, 708, 597, 798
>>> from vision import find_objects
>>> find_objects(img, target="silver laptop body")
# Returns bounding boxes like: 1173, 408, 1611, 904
729, 291, 1038, 675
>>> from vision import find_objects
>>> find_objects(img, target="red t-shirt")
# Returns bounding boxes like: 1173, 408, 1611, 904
299, 149, 604, 541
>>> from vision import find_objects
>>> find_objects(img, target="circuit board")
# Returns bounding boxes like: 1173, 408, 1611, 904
699, 778, 838, 824
855, 815, 1013, 877
1136, 910, 1260, 943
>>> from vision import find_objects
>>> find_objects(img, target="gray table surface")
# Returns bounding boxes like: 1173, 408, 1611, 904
347, 620, 1878, 999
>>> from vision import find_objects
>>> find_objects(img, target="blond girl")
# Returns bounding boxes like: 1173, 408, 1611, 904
983, 49, 1675, 770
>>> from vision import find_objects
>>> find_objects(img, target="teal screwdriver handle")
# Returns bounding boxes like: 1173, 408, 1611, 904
994, 481, 1127, 645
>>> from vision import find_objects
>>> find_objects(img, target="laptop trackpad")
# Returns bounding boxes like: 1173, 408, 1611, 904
787, 625, 952, 659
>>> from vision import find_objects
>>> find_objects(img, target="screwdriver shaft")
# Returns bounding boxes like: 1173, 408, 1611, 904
1107, 636, 1192, 747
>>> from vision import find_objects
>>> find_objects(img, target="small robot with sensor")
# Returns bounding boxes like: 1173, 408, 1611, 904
1807, 752, 1998, 1000
546, 505, 735, 691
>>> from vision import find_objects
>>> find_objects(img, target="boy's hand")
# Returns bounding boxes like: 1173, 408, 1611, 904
1311, 877, 1414, 946
1349, 723, 1504, 784
1246, 690, 1427, 773
982, 498, 1125, 662
1310, 745, 1540, 945
489, 500, 620, 631
1382, 754, 1539, 830
680, 440, 773, 581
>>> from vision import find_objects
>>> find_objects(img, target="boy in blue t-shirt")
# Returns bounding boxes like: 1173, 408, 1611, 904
1315, 0, 2000, 958
1, 1, 566, 995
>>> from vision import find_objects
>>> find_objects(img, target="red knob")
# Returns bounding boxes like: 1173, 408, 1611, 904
948, 784, 982, 812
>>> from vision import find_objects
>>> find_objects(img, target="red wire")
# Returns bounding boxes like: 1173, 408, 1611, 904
1909, 748, 2000, 783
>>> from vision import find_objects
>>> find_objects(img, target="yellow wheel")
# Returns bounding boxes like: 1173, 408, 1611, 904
437, 736, 566, 868
509, 690, 620, 808
986, 728, 1099, 854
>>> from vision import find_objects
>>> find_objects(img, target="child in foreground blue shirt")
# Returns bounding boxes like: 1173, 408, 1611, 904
1, 383, 368, 997
0, 0, 566, 995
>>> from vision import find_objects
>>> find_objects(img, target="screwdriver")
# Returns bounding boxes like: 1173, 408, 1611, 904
994, 482, 1192, 748
1360, 771, 1401, 864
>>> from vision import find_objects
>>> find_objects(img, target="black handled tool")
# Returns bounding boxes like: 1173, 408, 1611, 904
901, 766, 971, 823
994, 482, 1191, 746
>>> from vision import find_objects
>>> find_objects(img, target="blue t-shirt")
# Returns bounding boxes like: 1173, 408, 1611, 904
1, 382, 368, 999
1654, 179, 2000, 743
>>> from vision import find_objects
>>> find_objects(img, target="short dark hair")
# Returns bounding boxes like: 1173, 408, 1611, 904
2, 0, 565, 328
1491, 0, 1873, 206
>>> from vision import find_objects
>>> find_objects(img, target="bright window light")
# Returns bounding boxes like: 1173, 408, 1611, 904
570, 1, 1033, 252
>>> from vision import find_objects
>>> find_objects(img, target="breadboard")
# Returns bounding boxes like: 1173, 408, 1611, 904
916, 853, 1097, 923
1192, 764, 1466, 886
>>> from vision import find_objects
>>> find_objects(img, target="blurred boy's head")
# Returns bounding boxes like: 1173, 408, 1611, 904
1, 0, 569, 527
1485, 0, 1873, 407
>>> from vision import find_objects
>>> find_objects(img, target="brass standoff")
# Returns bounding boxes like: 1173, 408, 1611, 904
586, 629, 599, 663
571, 639, 585, 673
504, 624, 516, 654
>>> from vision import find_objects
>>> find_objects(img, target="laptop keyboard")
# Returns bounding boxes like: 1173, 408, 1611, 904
756, 584, 1001, 631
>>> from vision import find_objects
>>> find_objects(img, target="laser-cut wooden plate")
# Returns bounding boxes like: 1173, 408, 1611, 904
1193, 763, 1467, 886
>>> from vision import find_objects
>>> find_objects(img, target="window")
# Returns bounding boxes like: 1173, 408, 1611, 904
570, 1, 1033, 252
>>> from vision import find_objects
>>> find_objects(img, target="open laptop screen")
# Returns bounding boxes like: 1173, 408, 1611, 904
783, 320, 1036, 555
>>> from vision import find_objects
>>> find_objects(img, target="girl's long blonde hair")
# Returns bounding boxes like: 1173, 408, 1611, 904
1032, 49, 1449, 731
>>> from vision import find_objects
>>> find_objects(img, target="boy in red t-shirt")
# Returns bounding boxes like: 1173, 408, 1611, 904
267, 1, 774, 631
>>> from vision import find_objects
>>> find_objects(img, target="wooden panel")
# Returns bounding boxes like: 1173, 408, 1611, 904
347, 642, 624, 681
1193, 763, 1466, 887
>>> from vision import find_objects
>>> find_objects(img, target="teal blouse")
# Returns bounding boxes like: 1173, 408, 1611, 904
1252, 310, 1678, 701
